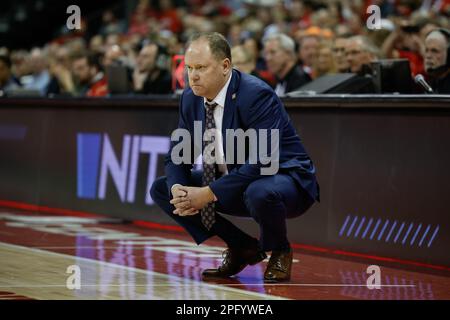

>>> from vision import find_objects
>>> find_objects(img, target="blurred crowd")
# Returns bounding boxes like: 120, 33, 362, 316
0, 0, 449, 96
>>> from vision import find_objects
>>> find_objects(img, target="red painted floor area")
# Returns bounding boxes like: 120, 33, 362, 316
0, 208, 449, 300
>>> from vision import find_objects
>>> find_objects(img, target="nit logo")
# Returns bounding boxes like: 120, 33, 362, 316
77, 133, 170, 205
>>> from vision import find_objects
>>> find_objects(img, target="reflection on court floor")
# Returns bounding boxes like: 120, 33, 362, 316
0, 210, 449, 300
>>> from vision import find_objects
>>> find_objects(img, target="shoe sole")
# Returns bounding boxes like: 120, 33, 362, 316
263, 276, 291, 283
201, 252, 267, 279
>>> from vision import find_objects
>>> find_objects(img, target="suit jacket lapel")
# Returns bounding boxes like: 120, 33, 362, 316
193, 96, 205, 162
222, 69, 240, 165
198, 96, 205, 133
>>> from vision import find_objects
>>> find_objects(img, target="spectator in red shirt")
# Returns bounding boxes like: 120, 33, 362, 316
71, 52, 108, 97
381, 22, 425, 76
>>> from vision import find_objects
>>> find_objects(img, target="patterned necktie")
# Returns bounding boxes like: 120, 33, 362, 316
201, 100, 218, 230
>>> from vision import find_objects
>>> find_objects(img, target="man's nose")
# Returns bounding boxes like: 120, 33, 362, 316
190, 74, 199, 83
190, 69, 200, 78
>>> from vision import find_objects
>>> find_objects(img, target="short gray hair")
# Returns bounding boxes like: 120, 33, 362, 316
348, 35, 380, 58
263, 33, 296, 55
426, 30, 449, 46
187, 32, 231, 62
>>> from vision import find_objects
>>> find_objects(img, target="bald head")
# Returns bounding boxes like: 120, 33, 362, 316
425, 30, 449, 72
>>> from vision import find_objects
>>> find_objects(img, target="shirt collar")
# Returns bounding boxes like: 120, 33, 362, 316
204, 72, 232, 108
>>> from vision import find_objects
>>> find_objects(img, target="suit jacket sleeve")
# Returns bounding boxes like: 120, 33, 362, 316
164, 91, 194, 196
209, 88, 282, 205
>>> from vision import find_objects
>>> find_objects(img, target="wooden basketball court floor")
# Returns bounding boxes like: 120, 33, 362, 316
0, 207, 449, 300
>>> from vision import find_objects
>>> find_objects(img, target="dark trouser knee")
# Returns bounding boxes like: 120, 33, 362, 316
149, 176, 213, 245
244, 181, 289, 251
150, 176, 169, 205
244, 184, 284, 220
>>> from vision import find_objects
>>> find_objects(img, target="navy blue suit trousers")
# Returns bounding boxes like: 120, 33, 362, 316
150, 170, 314, 251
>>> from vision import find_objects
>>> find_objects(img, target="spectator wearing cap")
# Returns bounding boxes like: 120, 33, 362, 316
263, 33, 311, 97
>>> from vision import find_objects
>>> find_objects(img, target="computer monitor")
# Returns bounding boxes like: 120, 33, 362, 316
106, 65, 131, 95
370, 59, 413, 94
3, 88, 42, 97
287, 73, 376, 96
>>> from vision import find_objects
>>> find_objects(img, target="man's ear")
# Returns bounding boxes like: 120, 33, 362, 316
222, 58, 231, 75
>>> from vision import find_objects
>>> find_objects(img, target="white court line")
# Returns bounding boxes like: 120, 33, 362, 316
0, 241, 287, 300
0, 284, 415, 288
27, 246, 163, 249
0, 243, 415, 289
22, 246, 300, 263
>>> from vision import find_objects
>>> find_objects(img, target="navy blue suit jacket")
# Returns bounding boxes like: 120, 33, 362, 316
165, 69, 319, 206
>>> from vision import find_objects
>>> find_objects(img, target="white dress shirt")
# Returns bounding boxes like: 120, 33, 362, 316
171, 73, 232, 195
203, 72, 232, 176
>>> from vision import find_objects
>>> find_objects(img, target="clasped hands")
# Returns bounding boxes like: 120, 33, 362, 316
170, 185, 216, 216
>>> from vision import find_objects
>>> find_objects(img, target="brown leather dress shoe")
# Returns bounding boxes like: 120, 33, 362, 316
202, 246, 267, 279
264, 249, 293, 282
